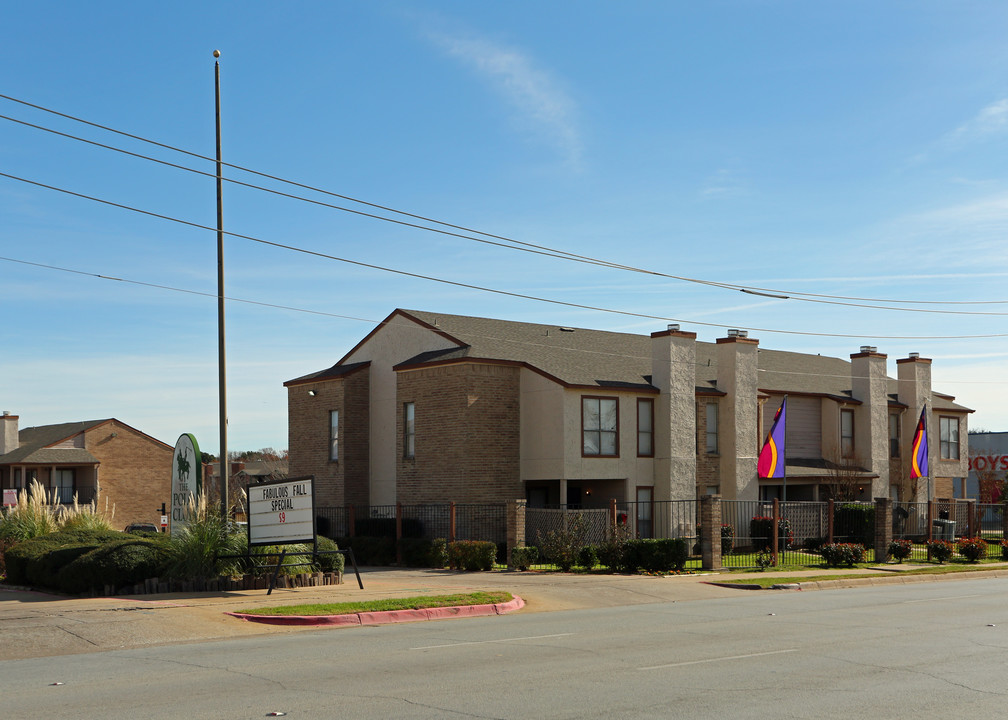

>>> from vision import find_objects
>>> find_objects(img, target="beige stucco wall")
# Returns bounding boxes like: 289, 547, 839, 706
519, 370, 565, 480
344, 314, 458, 505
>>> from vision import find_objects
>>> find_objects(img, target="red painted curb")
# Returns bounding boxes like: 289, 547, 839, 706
227, 595, 525, 627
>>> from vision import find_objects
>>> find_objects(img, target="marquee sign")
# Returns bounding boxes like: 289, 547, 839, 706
247, 476, 315, 547
170, 433, 202, 538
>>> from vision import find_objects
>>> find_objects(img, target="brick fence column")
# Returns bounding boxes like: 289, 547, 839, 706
1003, 501, 1008, 543
701, 494, 721, 570
874, 497, 892, 562
506, 499, 526, 568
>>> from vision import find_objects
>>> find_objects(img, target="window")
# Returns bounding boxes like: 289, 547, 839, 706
888, 414, 900, 458
840, 409, 855, 456
329, 410, 339, 461
403, 402, 415, 459
54, 469, 74, 504
940, 416, 959, 460
637, 398, 654, 457
705, 402, 719, 454
583, 396, 618, 457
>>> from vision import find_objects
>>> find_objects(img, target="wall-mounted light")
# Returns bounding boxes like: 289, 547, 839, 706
585, 489, 592, 497
308, 390, 317, 397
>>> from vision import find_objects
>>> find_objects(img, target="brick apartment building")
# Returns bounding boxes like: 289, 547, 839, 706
285, 309, 971, 511
0, 414, 172, 527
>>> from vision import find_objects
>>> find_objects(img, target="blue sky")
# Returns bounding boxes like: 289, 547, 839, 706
4, 2, 1008, 453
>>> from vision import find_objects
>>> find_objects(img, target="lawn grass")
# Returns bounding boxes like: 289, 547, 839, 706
722, 561, 1008, 588
238, 590, 514, 616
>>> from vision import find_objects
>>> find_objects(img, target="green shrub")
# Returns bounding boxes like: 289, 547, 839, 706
820, 543, 866, 567
398, 537, 441, 568
447, 540, 496, 571
336, 536, 395, 566
313, 536, 345, 575
927, 539, 954, 564
720, 524, 735, 556
165, 502, 246, 579
539, 514, 588, 572
623, 538, 689, 572
750, 516, 794, 551
888, 538, 913, 563
3, 528, 131, 586
577, 544, 599, 569
428, 538, 449, 568
510, 545, 539, 571
755, 548, 774, 570
60, 538, 173, 594
956, 537, 987, 562
833, 504, 875, 546
1002, 539, 1008, 561
599, 522, 633, 573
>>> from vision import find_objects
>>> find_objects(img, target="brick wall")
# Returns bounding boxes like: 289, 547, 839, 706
85, 421, 172, 527
287, 367, 370, 507
397, 362, 520, 504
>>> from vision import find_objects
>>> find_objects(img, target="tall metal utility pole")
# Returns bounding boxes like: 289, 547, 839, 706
214, 49, 229, 519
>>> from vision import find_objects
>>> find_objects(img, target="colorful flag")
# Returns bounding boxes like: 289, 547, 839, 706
758, 398, 787, 479
910, 407, 928, 479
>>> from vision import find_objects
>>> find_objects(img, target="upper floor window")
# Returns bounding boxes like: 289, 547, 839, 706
637, 398, 654, 457
403, 402, 415, 459
583, 396, 618, 457
329, 410, 339, 461
889, 413, 900, 458
705, 402, 719, 454
940, 416, 959, 460
840, 409, 855, 456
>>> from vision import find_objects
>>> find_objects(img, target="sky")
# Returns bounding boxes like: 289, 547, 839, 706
4, 1, 1008, 454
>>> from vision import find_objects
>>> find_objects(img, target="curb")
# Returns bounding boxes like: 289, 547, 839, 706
227, 595, 526, 627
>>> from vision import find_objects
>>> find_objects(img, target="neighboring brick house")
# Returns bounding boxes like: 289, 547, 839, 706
285, 309, 971, 512
0, 413, 172, 527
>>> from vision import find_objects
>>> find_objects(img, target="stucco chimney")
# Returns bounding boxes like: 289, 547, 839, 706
716, 333, 760, 501
651, 326, 697, 506
897, 354, 932, 500
850, 348, 889, 498
1, 412, 19, 455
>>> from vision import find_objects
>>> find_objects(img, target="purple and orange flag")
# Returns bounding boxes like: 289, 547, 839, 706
758, 398, 787, 479
910, 407, 928, 479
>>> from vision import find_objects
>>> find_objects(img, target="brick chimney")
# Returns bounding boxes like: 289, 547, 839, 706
651, 325, 697, 505
0, 412, 19, 455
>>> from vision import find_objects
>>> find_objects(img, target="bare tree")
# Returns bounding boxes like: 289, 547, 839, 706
823, 451, 867, 502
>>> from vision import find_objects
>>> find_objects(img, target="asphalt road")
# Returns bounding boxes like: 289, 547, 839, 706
3, 572, 1008, 719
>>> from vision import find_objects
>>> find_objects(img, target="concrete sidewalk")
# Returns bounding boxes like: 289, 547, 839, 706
4, 564, 1008, 660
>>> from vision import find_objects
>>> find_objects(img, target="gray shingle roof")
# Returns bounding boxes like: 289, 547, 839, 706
291, 309, 971, 412
0, 420, 108, 465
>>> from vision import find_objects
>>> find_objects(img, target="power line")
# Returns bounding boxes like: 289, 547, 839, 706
3, 93, 1007, 310
3, 169, 1008, 341
6, 254, 1004, 387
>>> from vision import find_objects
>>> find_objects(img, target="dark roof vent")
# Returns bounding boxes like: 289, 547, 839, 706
559, 327, 575, 333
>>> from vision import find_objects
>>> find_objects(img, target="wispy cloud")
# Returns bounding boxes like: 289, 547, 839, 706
947, 98, 1008, 145
425, 28, 583, 167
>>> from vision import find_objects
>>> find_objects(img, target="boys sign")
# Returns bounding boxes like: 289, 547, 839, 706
248, 476, 315, 546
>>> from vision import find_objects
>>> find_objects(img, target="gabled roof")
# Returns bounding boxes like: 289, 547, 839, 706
0, 419, 109, 465
286, 309, 972, 412
0, 418, 172, 466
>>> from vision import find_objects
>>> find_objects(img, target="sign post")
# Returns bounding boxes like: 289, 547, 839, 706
170, 433, 203, 537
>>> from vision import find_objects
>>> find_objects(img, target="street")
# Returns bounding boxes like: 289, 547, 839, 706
3, 576, 1008, 719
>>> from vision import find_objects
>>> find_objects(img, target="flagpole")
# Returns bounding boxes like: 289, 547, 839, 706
782, 395, 788, 503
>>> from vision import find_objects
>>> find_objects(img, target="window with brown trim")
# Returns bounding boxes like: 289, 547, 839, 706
403, 402, 415, 459
583, 396, 618, 457
637, 398, 654, 457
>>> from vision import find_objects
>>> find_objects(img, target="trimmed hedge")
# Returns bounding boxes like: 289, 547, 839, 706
623, 538, 689, 572
59, 538, 173, 594
510, 545, 538, 571
447, 540, 496, 571
819, 542, 866, 567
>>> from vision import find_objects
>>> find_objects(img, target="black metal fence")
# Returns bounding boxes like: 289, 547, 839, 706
315, 503, 507, 546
